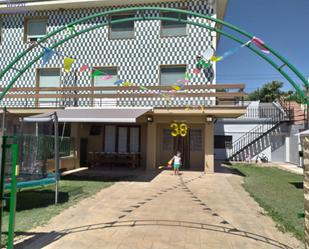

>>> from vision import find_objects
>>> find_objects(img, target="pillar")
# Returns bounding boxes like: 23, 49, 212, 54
146, 122, 157, 170
71, 123, 81, 169
303, 136, 309, 248
204, 122, 214, 173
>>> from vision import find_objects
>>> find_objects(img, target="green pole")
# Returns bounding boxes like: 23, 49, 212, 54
0, 136, 7, 247
7, 142, 18, 249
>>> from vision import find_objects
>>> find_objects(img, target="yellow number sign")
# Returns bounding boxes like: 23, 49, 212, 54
170, 123, 188, 137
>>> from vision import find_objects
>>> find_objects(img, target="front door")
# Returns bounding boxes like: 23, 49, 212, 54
173, 135, 190, 169
158, 125, 190, 169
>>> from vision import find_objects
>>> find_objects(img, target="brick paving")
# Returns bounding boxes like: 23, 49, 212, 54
15, 169, 304, 249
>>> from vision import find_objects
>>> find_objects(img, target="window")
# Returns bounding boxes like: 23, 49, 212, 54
103, 126, 140, 153
190, 129, 202, 151
161, 11, 187, 37
89, 125, 101, 136
25, 18, 47, 42
104, 125, 116, 152
160, 65, 186, 86
214, 135, 233, 149
109, 13, 135, 39
130, 127, 140, 153
37, 68, 60, 107
92, 67, 118, 106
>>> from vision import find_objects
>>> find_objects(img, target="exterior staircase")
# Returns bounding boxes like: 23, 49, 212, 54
228, 102, 294, 161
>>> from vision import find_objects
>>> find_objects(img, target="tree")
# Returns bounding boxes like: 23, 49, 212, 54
247, 81, 284, 102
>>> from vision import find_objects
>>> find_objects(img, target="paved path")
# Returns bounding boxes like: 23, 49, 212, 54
15, 170, 304, 249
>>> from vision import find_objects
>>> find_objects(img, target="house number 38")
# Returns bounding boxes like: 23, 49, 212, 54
170, 123, 188, 137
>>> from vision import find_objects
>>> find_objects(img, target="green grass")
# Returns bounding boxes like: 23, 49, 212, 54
231, 164, 304, 241
1, 179, 113, 246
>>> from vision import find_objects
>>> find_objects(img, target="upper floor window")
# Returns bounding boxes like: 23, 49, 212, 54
109, 13, 135, 39
25, 18, 47, 42
161, 11, 187, 37
92, 67, 118, 89
160, 65, 186, 86
92, 67, 118, 106
37, 68, 61, 107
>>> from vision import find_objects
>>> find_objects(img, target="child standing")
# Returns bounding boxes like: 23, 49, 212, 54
171, 151, 181, 175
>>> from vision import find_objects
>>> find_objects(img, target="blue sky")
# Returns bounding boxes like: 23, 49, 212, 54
217, 0, 309, 93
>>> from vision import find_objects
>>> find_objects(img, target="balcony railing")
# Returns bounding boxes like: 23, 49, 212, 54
0, 84, 246, 108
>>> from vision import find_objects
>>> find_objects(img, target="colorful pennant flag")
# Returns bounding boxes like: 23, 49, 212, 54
122, 81, 134, 86
192, 68, 201, 74
92, 70, 104, 78
139, 86, 149, 91
101, 75, 113, 80
185, 73, 192, 80
251, 36, 270, 54
172, 85, 181, 91
79, 64, 89, 72
210, 56, 223, 62
198, 59, 211, 69
42, 48, 56, 65
64, 57, 75, 73
67, 25, 77, 34
113, 79, 124, 85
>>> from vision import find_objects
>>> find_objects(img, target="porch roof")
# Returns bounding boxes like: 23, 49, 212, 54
23, 107, 151, 123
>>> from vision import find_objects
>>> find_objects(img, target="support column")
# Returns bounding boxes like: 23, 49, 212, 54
71, 123, 81, 169
146, 122, 157, 170
204, 122, 214, 173
303, 136, 309, 249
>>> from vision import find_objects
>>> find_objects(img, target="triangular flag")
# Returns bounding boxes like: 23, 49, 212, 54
185, 73, 192, 80
172, 85, 181, 91
101, 75, 113, 80
192, 68, 201, 74
92, 70, 104, 78
251, 37, 270, 54
79, 64, 89, 73
64, 57, 75, 73
198, 59, 211, 69
67, 25, 77, 34
210, 56, 223, 62
123, 81, 134, 86
42, 48, 56, 65
139, 86, 149, 91
114, 79, 124, 85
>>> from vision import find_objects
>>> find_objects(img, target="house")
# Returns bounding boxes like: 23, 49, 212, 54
215, 100, 306, 166
0, 0, 247, 173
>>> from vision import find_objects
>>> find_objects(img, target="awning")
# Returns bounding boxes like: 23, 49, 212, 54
23, 108, 151, 123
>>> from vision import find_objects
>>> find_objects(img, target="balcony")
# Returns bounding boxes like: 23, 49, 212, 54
0, 84, 246, 109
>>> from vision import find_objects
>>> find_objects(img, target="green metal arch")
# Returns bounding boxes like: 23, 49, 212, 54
0, 7, 308, 103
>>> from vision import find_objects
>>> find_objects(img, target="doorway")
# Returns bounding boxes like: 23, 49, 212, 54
173, 135, 190, 169
158, 124, 204, 170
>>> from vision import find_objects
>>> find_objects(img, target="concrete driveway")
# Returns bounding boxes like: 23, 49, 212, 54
15, 169, 303, 249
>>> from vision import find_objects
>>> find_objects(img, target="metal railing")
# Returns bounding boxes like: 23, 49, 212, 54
228, 105, 293, 161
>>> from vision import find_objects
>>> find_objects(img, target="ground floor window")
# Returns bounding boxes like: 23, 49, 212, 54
103, 125, 140, 153
214, 135, 233, 149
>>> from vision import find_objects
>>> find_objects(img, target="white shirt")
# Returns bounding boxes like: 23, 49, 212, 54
173, 156, 181, 164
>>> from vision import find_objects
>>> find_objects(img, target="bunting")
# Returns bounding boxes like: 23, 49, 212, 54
251, 37, 270, 54
42, 48, 56, 65
64, 57, 75, 73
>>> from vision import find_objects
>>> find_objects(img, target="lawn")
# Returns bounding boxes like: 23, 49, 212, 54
231, 163, 304, 241
1, 178, 113, 246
